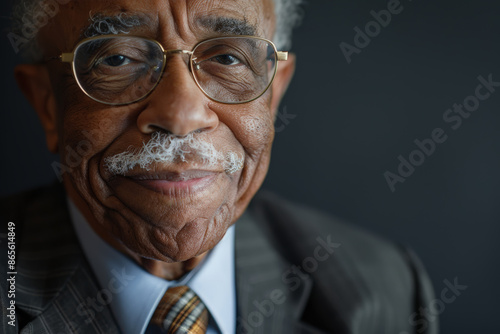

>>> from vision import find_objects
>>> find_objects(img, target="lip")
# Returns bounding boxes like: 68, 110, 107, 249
124, 170, 220, 194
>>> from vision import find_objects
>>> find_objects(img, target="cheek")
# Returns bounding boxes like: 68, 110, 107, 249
218, 101, 275, 160
59, 112, 119, 169
214, 101, 275, 219
57, 102, 136, 202
238, 114, 275, 156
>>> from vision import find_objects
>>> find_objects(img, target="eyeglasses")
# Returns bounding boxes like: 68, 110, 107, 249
57, 35, 288, 106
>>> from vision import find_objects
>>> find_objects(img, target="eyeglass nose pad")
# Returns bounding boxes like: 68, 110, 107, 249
192, 58, 201, 71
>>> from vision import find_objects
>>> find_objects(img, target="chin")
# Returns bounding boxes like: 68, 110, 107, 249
104, 198, 234, 263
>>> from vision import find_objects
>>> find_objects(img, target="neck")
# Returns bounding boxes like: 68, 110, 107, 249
138, 255, 207, 281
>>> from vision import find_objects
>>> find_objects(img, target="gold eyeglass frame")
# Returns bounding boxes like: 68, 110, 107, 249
58, 34, 289, 106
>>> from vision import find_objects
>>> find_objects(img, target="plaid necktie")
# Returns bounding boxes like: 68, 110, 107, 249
150, 285, 209, 334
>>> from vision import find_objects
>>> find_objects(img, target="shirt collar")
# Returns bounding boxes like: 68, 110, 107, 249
67, 199, 235, 334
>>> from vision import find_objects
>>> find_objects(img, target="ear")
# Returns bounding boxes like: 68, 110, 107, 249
270, 53, 296, 117
14, 64, 59, 153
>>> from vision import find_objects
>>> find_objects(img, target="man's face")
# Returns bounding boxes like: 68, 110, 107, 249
21, 0, 293, 263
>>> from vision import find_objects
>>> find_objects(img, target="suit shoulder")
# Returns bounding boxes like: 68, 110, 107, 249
249, 190, 437, 333
250, 189, 399, 256
249, 190, 427, 296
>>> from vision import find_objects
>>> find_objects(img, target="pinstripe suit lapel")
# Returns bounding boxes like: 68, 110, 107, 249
23, 264, 120, 334
234, 212, 322, 334
10, 184, 120, 334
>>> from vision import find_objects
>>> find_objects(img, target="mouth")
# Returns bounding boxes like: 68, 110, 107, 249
123, 169, 221, 194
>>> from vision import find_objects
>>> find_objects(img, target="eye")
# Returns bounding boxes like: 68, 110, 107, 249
211, 54, 241, 66
101, 55, 131, 67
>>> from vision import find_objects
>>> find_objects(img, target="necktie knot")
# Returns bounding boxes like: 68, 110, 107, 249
151, 286, 209, 334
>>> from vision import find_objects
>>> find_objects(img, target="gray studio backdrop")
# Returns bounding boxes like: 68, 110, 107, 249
1, 0, 499, 333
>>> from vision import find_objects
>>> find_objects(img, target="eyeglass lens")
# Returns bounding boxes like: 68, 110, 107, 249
73, 36, 278, 105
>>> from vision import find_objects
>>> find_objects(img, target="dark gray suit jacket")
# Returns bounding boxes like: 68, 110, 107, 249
1, 183, 438, 334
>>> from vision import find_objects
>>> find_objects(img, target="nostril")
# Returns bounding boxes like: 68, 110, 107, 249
148, 126, 173, 136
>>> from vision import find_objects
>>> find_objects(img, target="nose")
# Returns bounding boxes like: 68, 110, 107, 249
136, 55, 218, 136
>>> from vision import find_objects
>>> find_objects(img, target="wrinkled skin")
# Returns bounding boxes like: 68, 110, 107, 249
15, 0, 295, 279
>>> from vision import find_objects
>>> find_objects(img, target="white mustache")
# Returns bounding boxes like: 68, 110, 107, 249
104, 132, 244, 175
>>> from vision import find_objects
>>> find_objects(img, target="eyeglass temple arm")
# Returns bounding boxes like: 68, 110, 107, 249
61, 53, 74, 63
41, 54, 68, 63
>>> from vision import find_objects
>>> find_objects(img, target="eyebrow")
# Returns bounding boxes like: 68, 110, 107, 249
81, 13, 149, 39
196, 16, 257, 36
80, 13, 257, 41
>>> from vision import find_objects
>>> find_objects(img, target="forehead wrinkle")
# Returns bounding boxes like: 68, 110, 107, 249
187, 0, 269, 38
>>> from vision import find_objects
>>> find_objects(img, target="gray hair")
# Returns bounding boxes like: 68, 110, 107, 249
272, 0, 304, 50
11, 0, 303, 62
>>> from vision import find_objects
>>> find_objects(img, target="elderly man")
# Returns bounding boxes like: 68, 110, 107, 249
1, 0, 437, 333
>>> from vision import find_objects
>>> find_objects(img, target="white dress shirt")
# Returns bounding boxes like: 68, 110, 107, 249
67, 199, 236, 334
